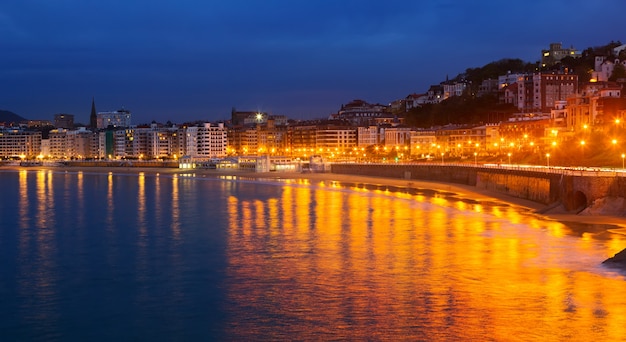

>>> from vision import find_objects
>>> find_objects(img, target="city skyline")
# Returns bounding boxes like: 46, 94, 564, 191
1, 0, 626, 124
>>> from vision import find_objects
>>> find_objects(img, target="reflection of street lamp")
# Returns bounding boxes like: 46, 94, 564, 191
474, 152, 477, 166
507, 152, 511, 165
622, 153, 625, 169
580, 140, 586, 162
441, 152, 444, 164
546, 153, 550, 168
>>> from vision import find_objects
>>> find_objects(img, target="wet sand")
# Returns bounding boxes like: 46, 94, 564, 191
5, 165, 626, 228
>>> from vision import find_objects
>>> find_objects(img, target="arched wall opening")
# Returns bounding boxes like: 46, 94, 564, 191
566, 190, 588, 212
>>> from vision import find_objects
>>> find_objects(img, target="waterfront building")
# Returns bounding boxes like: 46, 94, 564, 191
185, 123, 227, 158
46, 127, 96, 159
95, 124, 184, 159
498, 116, 550, 149
98, 131, 110, 159
256, 117, 289, 155
40, 138, 50, 157
228, 112, 289, 156
48, 128, 69, 159
409, 129, 436, 157
357, 126, 381, 147
0, 128, 41, 158
113, 129, 130, 158
68, 128, 97, 159
315, 125, 357, 154
484, 124, 501, 152
147, 127, 177, 158
435, 125, 486, 156
97, 108, 131, 129
383, 127, 411, 147
289, 124, 317, 157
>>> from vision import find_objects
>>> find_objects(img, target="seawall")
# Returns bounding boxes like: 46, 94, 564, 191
330, 163, 568, 208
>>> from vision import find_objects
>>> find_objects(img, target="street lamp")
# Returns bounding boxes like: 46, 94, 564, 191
622, 153, 625, 169
474, 152, 477, 166
546, 153, 550, 168
507, 152, 511, 165
441, 152, 444, 164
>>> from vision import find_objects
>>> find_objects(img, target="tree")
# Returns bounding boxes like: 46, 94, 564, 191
609, 63, 626, 81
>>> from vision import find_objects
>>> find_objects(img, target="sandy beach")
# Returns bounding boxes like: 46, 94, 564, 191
5, 164, 626, 229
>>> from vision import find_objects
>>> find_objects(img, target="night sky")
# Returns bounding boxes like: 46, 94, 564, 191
1, 0, 625, 124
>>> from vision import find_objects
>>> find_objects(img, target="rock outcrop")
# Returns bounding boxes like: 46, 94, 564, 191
603, 248, 626, 266
580, 197, 626, 216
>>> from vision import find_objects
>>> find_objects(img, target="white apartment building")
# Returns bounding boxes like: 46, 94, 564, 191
113, 130, 130, 158
185, 123, 227, 158
148, 129, 175, 158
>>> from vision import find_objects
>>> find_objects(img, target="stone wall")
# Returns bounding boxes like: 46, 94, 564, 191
475, 171, 552, 204
331, 164, 556, 206
331, 164, 477, 186
330, 163, 626, 211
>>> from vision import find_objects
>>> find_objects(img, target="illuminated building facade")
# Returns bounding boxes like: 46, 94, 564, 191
0, 129, 42, 158
96, 109, 131, 129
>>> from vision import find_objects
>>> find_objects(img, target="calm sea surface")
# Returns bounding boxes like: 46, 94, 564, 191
2, 169, 626, 341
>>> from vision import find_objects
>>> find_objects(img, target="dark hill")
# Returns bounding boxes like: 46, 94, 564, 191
0, 110, 27, 124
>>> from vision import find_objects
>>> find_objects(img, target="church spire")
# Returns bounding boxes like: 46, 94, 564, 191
90, 97, 97, 130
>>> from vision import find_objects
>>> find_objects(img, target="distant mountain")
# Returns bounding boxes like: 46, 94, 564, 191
0, 110, 27, 124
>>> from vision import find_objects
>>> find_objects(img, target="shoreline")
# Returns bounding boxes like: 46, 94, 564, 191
5, 165, 626, 228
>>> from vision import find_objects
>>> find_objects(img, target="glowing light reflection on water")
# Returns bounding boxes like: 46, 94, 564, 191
1, 170, 625, 341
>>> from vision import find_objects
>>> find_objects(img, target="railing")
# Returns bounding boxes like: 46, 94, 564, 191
330, 161, 626, 177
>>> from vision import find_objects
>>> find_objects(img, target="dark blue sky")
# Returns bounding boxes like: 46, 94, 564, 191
1, 0, 625, 124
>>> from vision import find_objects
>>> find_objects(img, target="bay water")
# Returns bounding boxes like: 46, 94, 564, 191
1, 169, 626, 341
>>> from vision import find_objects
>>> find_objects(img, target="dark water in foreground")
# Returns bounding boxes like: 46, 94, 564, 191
1, 169, 626, 341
